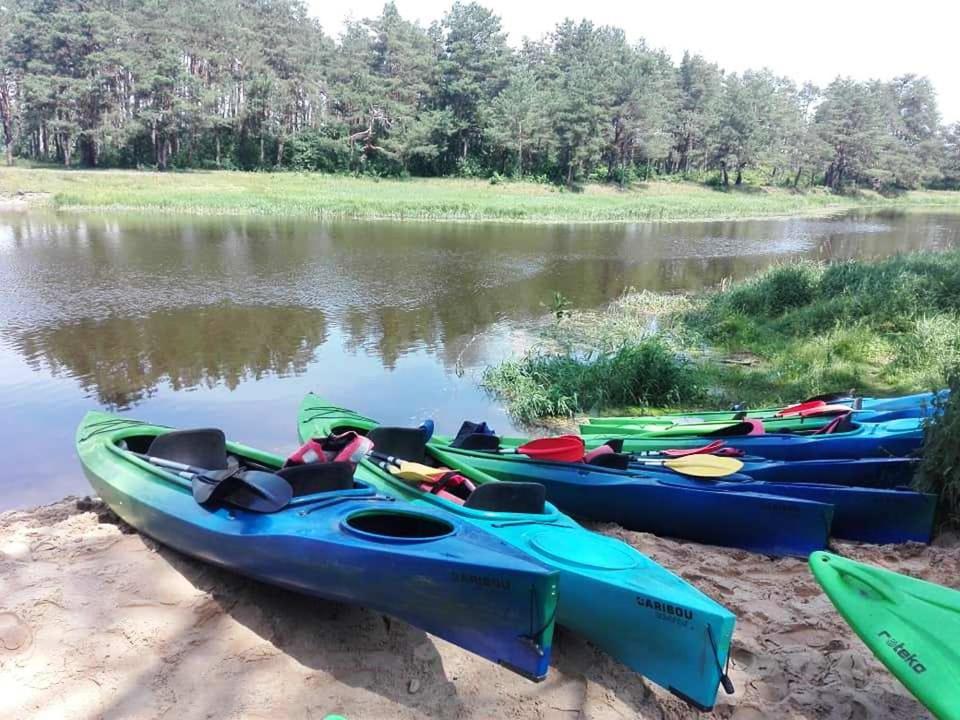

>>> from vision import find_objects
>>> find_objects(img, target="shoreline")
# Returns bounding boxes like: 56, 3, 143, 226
2, 495, 955, 719
2, 167, 959, 225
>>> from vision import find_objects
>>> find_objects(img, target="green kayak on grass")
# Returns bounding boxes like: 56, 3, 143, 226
298, 393, 736, 712
810, 552, 960, 720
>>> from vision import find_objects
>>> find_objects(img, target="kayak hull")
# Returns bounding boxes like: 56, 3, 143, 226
298, 395, 736, 711
735, 456, 919, 489
810, 552, 960, 720
77, 412, 559, 681
436, 447, 932, 547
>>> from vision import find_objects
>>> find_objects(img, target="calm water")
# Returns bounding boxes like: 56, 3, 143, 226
1, 208, 958, 509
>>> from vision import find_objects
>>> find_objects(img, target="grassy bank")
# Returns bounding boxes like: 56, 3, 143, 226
2, 167, 960, 222
483, 251, 960, 422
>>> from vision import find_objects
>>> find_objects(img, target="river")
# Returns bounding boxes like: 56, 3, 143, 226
1, 208, 958, 509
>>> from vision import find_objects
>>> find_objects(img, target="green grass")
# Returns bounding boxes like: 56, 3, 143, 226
484, 251, 960, 420
2, 167, 960, 222
482, 339, 703, 424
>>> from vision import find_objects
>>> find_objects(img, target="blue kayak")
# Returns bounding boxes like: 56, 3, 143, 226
857, 389, 948, 413
436, 440, 933, 548
76, 411, 559, 681
438, 448, 835, 556
626, 461, 934, 544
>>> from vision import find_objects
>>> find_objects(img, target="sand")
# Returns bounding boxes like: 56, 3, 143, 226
1, 497, 955, 720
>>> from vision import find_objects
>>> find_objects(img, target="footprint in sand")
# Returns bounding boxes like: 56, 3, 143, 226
732, 646, 757, 671
757, 670, 789, 703
0, 612, 32, 653
848, 700, 869, 720
731, 706, 767, 720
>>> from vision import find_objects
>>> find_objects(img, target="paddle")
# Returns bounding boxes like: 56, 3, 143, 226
775, 399, 827, 417
645, 439, 729, 457
133, 453, 292, 512
628, 453, 745, 478
511, 435, 585, 462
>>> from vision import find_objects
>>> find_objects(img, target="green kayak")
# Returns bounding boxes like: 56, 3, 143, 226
299, 394, 736, 711
810, 552, 960, 720
580, 412, 845, 437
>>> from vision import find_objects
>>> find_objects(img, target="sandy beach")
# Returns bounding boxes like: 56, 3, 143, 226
1, 497, 954, 720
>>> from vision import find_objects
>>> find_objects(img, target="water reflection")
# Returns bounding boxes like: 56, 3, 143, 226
0, 207, 958, 508
6, 305, 328, 409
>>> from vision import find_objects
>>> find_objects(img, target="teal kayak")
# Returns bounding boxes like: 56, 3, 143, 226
298, 394, 737, 711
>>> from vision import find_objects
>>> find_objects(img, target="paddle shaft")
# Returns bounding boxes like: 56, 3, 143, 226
132, 452, 209, 476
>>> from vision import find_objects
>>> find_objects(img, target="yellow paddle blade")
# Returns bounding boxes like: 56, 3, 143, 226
387, 460, 449, 483
662, 454, 744, 478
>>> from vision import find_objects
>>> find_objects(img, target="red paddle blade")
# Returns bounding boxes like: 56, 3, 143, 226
799, 403, 857, 418
776, 399, 826, 417
517, 435, 585, 462
661, 440, 727, 458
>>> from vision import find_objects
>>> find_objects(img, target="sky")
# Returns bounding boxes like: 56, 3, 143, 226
307, 0, 960, 123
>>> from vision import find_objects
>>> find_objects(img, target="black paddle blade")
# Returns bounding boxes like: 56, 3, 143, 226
193, 470, 292, 513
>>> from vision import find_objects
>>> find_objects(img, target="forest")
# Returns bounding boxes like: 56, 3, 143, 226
1, 0, 959, 190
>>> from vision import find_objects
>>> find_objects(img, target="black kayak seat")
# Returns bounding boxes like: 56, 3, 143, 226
463, 482, 546, 514
148, 429, 228, 469
587, 453, 630, 470
147, 428, 292, 513
366, 427, 428, 463
277, 462, 356, 496
455, 433, 501, 452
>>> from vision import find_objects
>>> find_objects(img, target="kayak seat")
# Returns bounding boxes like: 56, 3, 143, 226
277, 462, 355, 496
463, 482, 546, 514
586, 452, 630, 471
366, 427, 428, 463
148, 429, 228, 470
451, 420, 497, 448
455, 433, 501, 452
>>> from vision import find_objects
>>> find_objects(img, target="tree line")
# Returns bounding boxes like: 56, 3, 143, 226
1, 0, 959, 190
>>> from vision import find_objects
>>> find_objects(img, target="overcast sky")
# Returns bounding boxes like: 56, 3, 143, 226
307, 0, 960, 123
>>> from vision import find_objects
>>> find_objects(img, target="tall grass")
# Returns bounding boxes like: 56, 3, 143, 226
482, 339, 701, 424
916, 373, 960, 529
485, 251, 960, 419
685, 252, 960, 404
2, 167, 959, 222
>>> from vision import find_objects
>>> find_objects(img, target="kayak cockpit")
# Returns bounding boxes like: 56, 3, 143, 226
363, 426, 549, 514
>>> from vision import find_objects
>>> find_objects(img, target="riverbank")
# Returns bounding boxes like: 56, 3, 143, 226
2, 496, 953, 719
484, 252, 960, 422
2, 167, 959, 223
